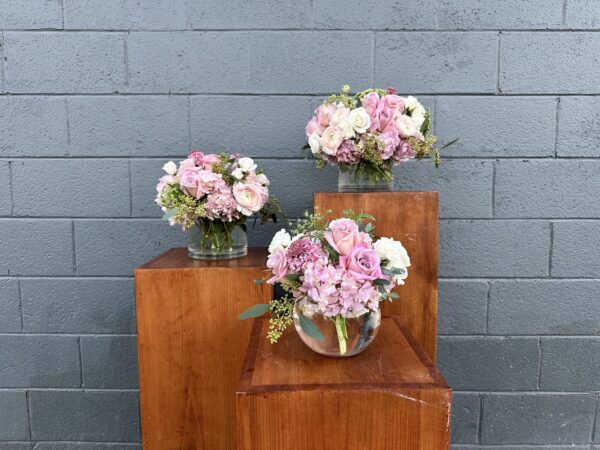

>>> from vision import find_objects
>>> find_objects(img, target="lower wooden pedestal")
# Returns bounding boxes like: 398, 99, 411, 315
135, 248, 272, 450
236, 317, 451, 450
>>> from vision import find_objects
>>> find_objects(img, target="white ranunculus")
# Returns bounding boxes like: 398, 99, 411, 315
308, 132, 321, 155
411, 110, 426, 129
269, 229, 292, 254
162, 161, 177, 176
238, 157, 257, 172
231, 168, 244, 180
330, 105, 350, 128
255, 173, 270, 185
374, 237, 411, 268
404, 95, 426, 130
348, 107, 371, 134
404, 95, 420, 112
396, 114, 418, 138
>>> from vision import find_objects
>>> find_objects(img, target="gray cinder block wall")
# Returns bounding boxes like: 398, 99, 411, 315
1, 0, 599, 448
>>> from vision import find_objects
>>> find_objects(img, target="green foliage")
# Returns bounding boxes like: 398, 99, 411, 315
160, 184, 206, 229
266, 296, 295, 343
238, 303, 270, 320
258, 195, 287, 226
298, 312, 325, 341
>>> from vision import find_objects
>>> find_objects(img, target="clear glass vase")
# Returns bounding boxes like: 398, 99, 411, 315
293, 303, 381, 357
187, 220, 247, 260
337, 167, 394, 192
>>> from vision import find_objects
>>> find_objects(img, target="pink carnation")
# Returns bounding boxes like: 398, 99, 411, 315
286, 237, 327, 273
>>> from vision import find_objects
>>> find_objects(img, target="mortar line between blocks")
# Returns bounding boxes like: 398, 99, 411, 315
562, 0, 568, 26
16, 278, 24, 332
25, 390, 33, 441
434, 0, 439, 29
496, 32, 502, 94
127, 160, 133, 216
371, 32, 376, 86
78, 336, 84, 388
536, 337, 543, 390
8, 160, 15, 215
548, 222, 555, 277
71, 220, 76, 274
592, 397, 599, 442
64, 97, 71, 156
554, 97, 561, 157
187, 95, 192, 148
123, 33, 130, 88
477, 394, 484, 443
0, 32, 5, 93
60, 0, 66, 29
491, 161, 496, 217
485, 281, 491, 334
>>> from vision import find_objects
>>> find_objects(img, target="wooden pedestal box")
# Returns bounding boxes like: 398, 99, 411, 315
135, 248, 272, 450
236, 317, 451, 450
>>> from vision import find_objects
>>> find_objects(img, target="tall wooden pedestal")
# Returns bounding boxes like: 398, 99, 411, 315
314, 192, 438, 360
236, 317, 451, 450
135, 248, 272, 450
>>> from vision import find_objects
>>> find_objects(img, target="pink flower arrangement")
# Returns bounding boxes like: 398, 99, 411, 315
306, 85, 448, 184
156, 151, 274, 229
240, 212, 410, 353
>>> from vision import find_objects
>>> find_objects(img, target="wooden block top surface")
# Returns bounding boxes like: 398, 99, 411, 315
238, 317, 449, 394
136, 247, 268, 271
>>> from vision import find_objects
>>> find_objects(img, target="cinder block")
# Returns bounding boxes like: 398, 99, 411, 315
12, 159, 130, 217
438, 0, 562, 29
190, 0, 311, 29
0, 161, 11, 214
0, 279, 21, 332
127, 32, 249, 93
500, 32, 600, 93
435, 96, 556, 157
249, 31, 373, 93
74, 219, 185, 276
481, 394, 596, 444
68, 96, 189, 157
394, 160, 493, 218
29, 390, 140, 442
552, 221, 600, 277
0, 335, 80, 387
81, 336, 138, 389
0, 0, 62, 29
34, 445, 140, 450
313, 0, 436, 29
495, 160, 600, 218
489, 280, 600, 335
376, 32, 498, 93
438, 280, 488, 335
451, 393, 480, 444
64, 0, 187, 30
0, 391, 29, 440
557, 97, 600, 156
439, 220, 550, 277
0, 219, 73, 275
4, 32, 125, 93
190, 95, 315, 158
437, 337, 540, 390
130, 159, 165, 217
541, 338, 600, 391
0, 96, 68, 157
565, 0, 600, 28
21, 279, 135, 334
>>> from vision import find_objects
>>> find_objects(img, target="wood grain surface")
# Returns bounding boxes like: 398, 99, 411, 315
237, 318, 451, 450
314, 192, 439, 359
135, 247, 272, 450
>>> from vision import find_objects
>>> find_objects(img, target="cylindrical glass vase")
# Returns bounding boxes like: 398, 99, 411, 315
187, 220, 247, 260
337, 167, 393, 192
293, 303, 381, 357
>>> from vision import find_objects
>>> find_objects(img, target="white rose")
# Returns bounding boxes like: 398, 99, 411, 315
396, 114, 418, 138
308, 132, 321, 155
238, 157, 257, 172
348, 107, 371, 134
231, 168, 244, 180
269, 229, 292, 254
256, 173, 270, 185
162, 161, 177, 176
374, 237, 410, 268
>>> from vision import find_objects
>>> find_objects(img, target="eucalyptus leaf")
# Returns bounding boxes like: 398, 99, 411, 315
298, 313, 325, 341
374, 278, 390, 286
238, 303, 270, 320
162, 208, 178, 221
388, 292, 399, 299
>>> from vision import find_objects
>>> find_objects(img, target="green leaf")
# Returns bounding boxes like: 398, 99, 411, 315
238, 303, 270, 320
374, 278, 390, 286
298, 313, 325, 341
421, 109, 431, 136
365, 223, 374, 233
162, 208, 178, 221
254, 278, 264, 285
388, 292, 399, 299
441, 138, 459, 150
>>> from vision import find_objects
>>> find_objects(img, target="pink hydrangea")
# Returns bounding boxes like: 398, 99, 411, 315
393, 141, 417, 163
203, 191, 239, 222
336, 140, 361, 165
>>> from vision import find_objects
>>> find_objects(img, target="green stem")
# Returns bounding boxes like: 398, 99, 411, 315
334, 314, 347, 355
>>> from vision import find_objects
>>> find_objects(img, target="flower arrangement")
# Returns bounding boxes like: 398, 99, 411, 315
305, 85, 454, 185
240, 212, 410, 356
156, 151, 283, 259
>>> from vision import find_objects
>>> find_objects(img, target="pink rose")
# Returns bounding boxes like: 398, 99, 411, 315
177, 158, 198, 175
361, 92, 380, 118
233, 182, 264, 216
316, 104, 336, 128
383, 94, 404, 120
180, 170, 199, 198
305, 117, 323, 137
267, 248, 288, 284
197, 170, 227, 196
340, 244, 383, 282
324, 218, 363, 256
320, 126, 344, 155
